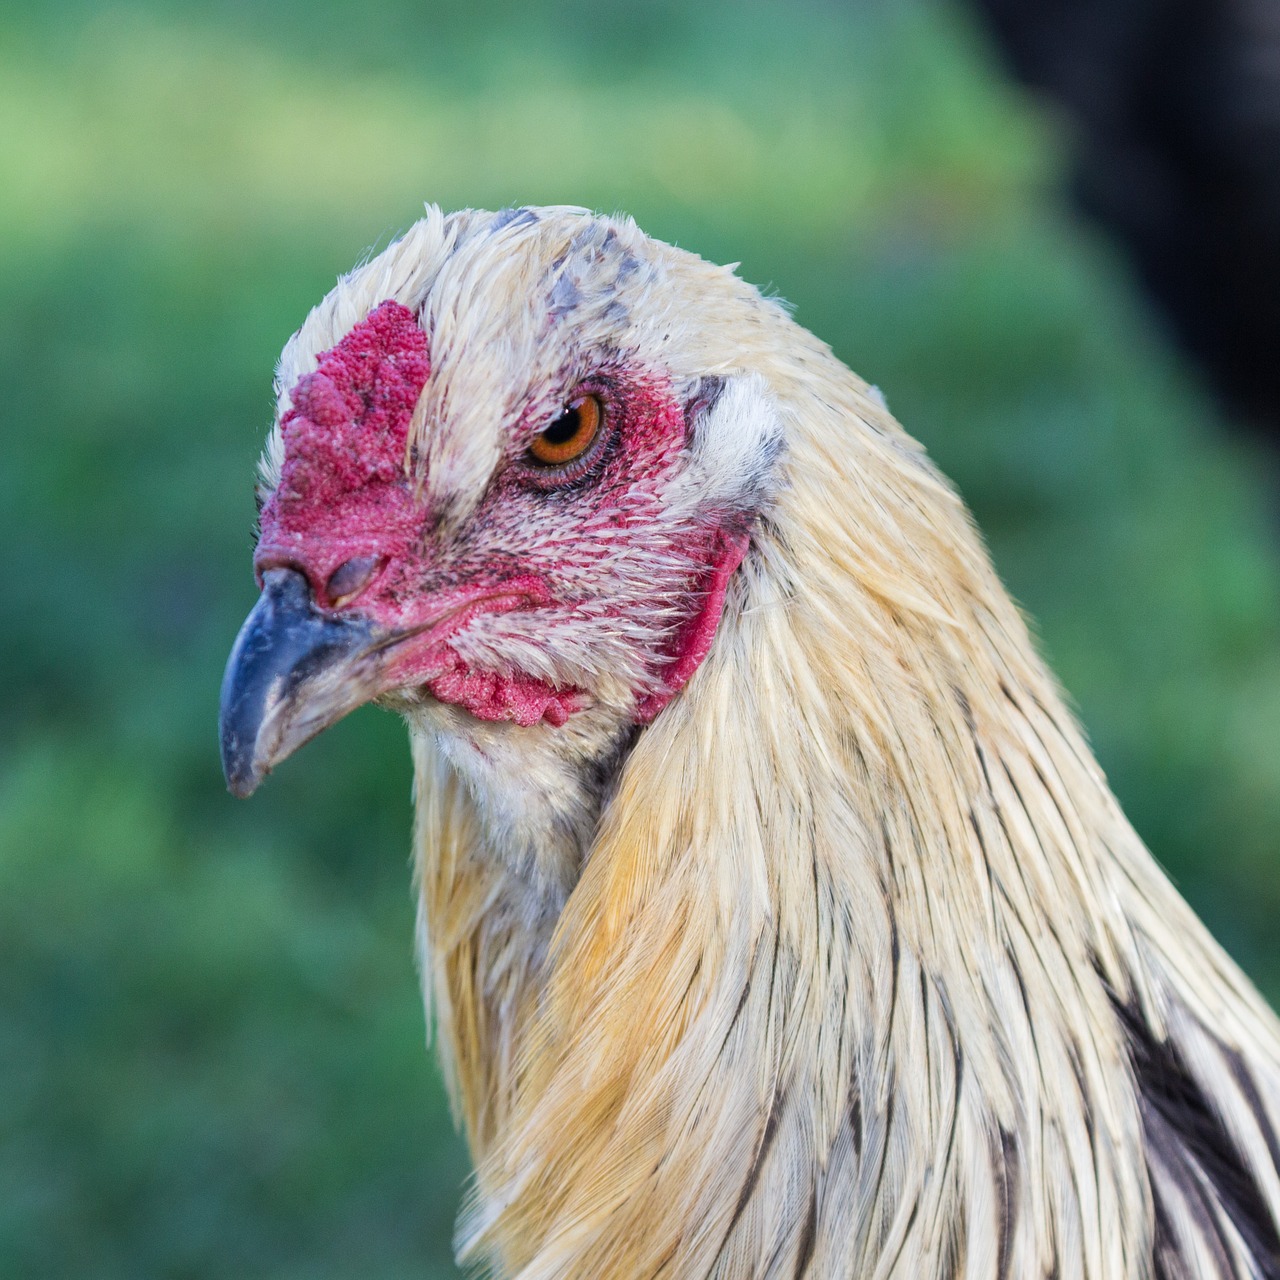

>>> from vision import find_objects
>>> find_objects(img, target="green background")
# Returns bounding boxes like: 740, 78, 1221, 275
4, 1, 1280, 1275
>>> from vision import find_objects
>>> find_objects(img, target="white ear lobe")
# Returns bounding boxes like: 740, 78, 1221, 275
670, 373, 785, 515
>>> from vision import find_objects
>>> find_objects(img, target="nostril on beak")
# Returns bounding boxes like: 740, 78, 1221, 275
326, 555, 383, 608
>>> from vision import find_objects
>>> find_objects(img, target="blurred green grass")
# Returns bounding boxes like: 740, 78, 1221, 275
4, 1, 1280, 1276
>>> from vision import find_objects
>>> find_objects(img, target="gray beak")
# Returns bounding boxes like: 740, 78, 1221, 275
219, 567, 384, 797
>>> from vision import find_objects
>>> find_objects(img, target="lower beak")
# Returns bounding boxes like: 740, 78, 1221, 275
219, 567, 390, 797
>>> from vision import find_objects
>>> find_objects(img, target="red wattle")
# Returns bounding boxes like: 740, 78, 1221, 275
428, 662, 581, 728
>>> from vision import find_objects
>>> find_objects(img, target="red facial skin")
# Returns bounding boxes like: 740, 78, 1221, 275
255, 300, 747, 729
634, 526, 748, 723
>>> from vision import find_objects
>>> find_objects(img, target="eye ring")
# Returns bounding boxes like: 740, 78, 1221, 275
526, 393, 604, 469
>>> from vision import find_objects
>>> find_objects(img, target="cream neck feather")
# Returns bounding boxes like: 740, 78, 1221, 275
412, 318, 1280, 1279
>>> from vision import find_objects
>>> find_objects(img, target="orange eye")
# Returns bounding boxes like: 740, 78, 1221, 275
527, 394, 603, 467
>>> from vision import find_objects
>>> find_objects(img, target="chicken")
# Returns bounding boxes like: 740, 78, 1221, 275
220, 205, 1280, 1279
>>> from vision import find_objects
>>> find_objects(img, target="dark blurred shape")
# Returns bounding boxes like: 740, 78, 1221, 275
969, 0, 1280, 436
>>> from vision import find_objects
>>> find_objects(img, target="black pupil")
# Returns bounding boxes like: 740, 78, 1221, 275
542, 407, 581, 445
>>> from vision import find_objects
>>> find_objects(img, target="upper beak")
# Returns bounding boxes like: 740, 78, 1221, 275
219, 567, 389, 797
